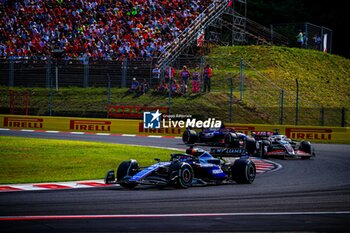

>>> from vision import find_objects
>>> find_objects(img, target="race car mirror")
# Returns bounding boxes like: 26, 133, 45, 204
154, 158, 161, 163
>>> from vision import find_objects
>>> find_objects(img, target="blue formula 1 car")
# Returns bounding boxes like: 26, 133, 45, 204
182, 127, 237, 146
105, 147, 256, 189
182, 128, 257, 155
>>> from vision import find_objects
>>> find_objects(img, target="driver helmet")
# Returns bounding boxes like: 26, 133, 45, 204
186, 147, 205, 157
273, 135, 282, 142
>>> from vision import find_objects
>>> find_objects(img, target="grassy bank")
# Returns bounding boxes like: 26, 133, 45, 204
0, 46, 349, 126
0, 136, 179, 184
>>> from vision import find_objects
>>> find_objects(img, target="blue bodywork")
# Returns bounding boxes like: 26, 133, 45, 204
196, 152, 226, 180
201, 128, 229, 141
129, 162, 171, 182
198, 128, 247, 146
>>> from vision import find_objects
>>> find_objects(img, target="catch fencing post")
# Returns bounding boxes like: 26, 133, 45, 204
239, 59, 244, 101
107, 73, 111, 105
341, 107, 346, 127
8, 57, 14, 87
49, 74, 53, 116
320, 107, 325, 126
83, 57, 89, 88
46, 57, 51, 88
121, 59, 127, 88
55, 61, 59, 91
107, 73, 111, 118
280, 89, 284, 125
295, 78, 299, 125
229, 77, 233, 123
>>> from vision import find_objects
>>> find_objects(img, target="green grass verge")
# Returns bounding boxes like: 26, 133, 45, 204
0, 136, 180, 184
0, 45, 349, 126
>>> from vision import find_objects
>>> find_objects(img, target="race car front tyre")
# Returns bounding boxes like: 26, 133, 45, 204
299, 141, 312, 153
117, 160, 139, 189
231, 159, 256, 184
176, 163, 193, 189
169, 161, 193, 188
182, 129, 198, 144
104, 170, 115, 184
299, 141, 312, 159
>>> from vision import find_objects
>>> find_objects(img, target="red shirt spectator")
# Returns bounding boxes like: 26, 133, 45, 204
203, 64, 213, 92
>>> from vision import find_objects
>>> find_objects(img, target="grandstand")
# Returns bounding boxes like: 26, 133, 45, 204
0, 0, 213, 60
0, 0, 235, 88
0, 0, 329, 89
0, 0, 291, 67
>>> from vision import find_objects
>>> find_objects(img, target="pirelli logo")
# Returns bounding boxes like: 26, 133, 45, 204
285, 128, 332, 140
3, 117, 44, 129
70, 120, 111, 132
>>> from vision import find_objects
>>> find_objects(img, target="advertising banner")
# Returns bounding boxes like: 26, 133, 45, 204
0, 115, 349, 144
0, 115, 139, 135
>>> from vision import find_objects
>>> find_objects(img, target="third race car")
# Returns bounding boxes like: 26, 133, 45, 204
251, 131, 316, 159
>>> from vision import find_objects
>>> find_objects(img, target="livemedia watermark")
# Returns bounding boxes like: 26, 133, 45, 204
143, 110, 222, 129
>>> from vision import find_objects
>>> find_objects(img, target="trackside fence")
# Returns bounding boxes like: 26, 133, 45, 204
271, 22, 333, 53
0, 57, 347, 127
0, 58, 158, 88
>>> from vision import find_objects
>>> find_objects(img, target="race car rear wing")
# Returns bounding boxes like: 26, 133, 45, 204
209, 148, 246, 157
251, 131, 273, 140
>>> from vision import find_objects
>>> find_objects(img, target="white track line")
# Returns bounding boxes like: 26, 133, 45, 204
46, 131, 60, 133
95, 133, 111, 136
1, 211, 350, 221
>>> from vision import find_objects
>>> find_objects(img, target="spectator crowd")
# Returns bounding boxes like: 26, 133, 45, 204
158, 64, 212, 94
0, 0, 212, 60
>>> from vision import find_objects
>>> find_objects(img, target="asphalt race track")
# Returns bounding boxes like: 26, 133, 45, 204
0, 130, 350, 232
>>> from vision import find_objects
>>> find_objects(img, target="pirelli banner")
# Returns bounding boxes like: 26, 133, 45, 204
0, 115, 138, 135
0, 115, 349, 144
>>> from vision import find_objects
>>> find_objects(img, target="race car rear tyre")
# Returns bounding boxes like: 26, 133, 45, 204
224, 132, 240, 148
231, 159, 256, 184
117, 160, 139, 189
260, 140, 271, 159
245, 137, 256, 155
182, 129, 198, 144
